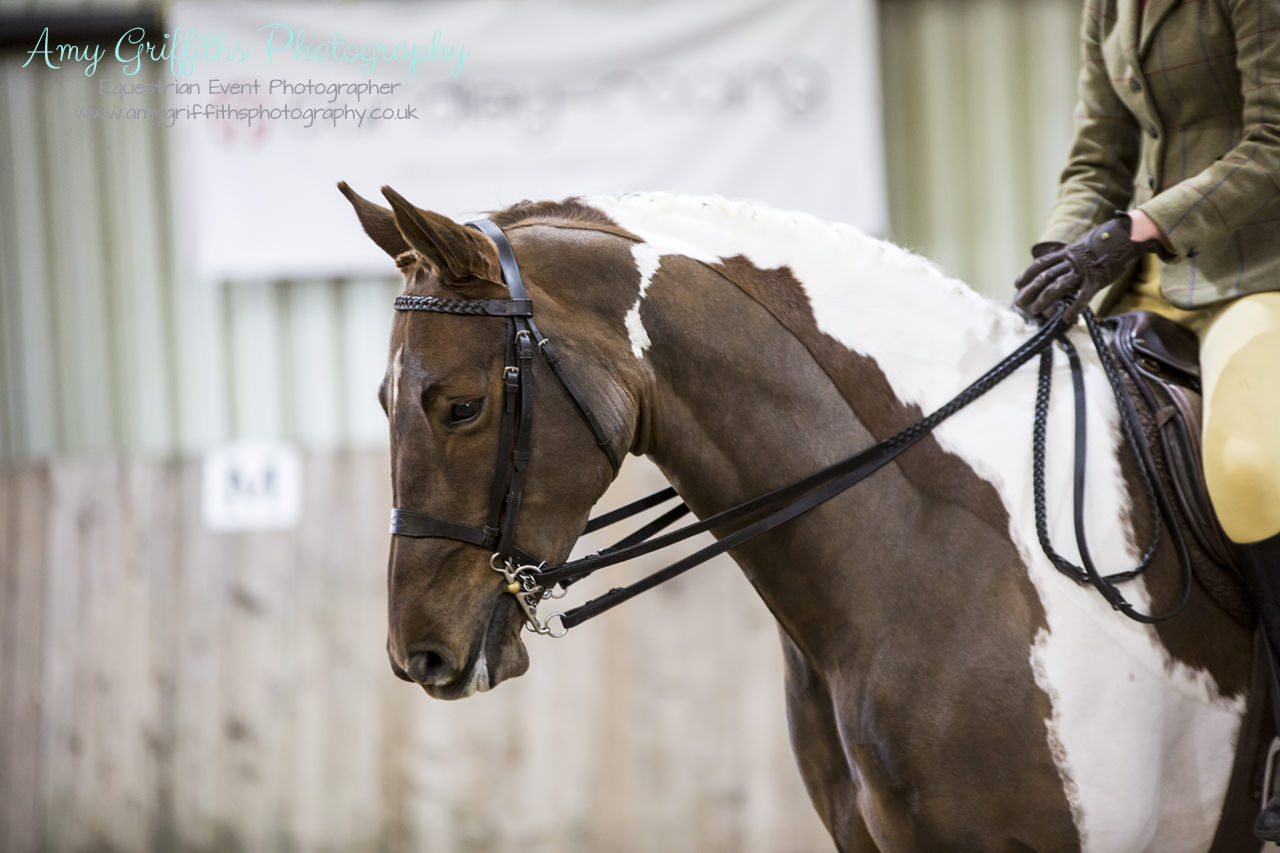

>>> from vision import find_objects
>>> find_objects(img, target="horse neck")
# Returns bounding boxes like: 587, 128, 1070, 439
586, 194, 1033, 456
567, 198, 1253, 715
596, 207, 1029, 661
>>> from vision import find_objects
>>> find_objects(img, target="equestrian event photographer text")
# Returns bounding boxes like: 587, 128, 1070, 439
21, 23, 470, 78
81, 78, 418, 129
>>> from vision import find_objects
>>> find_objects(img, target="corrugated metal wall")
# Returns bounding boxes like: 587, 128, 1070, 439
0, 48, 397, 462
0, 0, 1084, 462
881, 0, 1080, 290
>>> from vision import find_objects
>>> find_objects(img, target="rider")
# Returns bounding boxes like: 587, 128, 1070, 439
1012, 0, 1280, 839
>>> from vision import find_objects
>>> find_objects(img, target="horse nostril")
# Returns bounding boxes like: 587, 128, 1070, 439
389, 656, 413, 683
406, 648, 456, 685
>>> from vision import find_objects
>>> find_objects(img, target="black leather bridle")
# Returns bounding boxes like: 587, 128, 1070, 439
388, 219, 1187, 637
388, 219, 626, 596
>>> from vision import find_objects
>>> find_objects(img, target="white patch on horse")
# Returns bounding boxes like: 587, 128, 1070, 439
390, 343, 405, 413
624, 242, 663, 358
469, 646, 491, 694
586, 192, 1245, 852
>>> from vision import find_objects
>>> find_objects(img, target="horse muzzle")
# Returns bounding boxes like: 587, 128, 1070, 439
388, 593, 530, 699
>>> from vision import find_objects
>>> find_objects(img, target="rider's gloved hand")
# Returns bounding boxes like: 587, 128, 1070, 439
1013, 213, 1166, 325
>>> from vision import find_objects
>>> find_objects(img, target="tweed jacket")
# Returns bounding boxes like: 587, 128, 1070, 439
1040, 0, 1280, 308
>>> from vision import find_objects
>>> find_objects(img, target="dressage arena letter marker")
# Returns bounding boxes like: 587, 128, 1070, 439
201, 441, 302, 531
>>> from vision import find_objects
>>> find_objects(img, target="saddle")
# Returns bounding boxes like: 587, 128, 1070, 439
1101, 310, 1248, 620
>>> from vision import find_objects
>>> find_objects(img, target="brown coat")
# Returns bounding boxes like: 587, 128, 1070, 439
1041, 0, 1280, 308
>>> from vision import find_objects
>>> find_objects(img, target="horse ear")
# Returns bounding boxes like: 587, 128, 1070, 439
380, 186, 500, 282
337, 181, 410, 258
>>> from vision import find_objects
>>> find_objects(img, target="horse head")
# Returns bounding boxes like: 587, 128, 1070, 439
339, 183, 635, 698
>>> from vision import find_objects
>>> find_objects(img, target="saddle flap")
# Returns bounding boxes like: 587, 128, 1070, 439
1116, 310, 1201, 391
1102, 310, 1243, 614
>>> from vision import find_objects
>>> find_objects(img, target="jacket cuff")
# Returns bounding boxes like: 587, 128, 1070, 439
1133, 201, 1189, 262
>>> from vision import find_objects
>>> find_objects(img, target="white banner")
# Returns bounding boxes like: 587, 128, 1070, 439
165, 0, 884, 282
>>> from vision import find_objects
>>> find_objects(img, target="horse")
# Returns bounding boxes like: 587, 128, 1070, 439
338, 182, 1261, 852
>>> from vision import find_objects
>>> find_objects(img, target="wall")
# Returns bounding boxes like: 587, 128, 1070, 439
0, 41, 399, 459
0, 0, 1084, 461
0, 452, 833, 852
0, 1, 1087, 850
880, 0, 1080, 295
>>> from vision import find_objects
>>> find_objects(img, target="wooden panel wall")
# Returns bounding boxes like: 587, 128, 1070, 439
0, 452, 833, 852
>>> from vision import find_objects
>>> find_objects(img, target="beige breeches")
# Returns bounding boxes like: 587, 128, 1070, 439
1108, 258, 1280, 544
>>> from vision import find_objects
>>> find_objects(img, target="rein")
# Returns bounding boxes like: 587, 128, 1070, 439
389, 219, 1191, 636
1030, 312, 1192, 624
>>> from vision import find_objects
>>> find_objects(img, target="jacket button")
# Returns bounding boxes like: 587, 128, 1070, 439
1130, 78, 1142, 93
1147, 124, 1159, 138
1147, 174, 1156, 188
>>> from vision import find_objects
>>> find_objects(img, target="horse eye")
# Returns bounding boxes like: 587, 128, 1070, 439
450, 399, 481, 424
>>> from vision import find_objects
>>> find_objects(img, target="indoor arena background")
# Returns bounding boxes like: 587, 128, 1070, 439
0, 1, 1080, 850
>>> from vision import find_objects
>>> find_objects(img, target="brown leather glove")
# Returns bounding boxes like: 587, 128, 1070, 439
1013, 214, 1165, 324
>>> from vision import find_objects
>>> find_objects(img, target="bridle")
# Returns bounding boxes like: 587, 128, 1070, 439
389, 219, 631, 635
389, 219, 1190, 638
